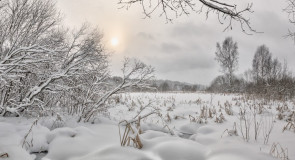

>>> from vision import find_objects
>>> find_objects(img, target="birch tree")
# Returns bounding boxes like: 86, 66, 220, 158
215, 37, 239, 92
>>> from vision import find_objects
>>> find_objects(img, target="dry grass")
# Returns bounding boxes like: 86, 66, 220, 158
22, 119, 38, 150
224, 101, 233, 115
118, 118, 143, 149
215, 113, 225, 123
166, 113, 171, 123
0, 153, 9, 158
221, 122, 238, 138
269, 143, 289, 160
173, 115, 186, 120
189, 115, 196, 123
282, 121, 295, 132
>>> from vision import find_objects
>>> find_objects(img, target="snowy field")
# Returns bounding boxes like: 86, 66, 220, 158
0, 92, 295, 160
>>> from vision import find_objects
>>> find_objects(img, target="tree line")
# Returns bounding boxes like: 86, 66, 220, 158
208, 37, 295, 100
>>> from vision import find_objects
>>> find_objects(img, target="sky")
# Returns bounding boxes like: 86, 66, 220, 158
57, 0, 295, 85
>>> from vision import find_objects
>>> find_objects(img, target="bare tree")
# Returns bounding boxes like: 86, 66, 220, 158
215, 37, 239, 91
284, 0, 295, 41
118, 0, 256, 33
78, 58, 155, 122
251, 45, 295, 99
252, 45, 272, 84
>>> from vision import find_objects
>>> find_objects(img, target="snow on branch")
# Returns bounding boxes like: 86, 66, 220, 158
79, 58, 155, 122
118, 0, 257, 34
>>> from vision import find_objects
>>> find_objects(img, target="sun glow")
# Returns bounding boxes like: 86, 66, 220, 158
111, 37, 119, 46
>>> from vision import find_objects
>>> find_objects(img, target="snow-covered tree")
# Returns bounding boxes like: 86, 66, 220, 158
0, 0, 155, 118
79, 58, 155, 122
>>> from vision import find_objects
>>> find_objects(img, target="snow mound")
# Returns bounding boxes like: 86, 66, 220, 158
25, 124, 50, 153
141, 130, 169, 140
141, 123, 170, 133
189, 134, 218, 145
178, 123, 203, 135
46, 127, 77, 143
207, 141, 276, 160
0, 121, 50, 153
72, 145, 160, 160
44, 124, 119, 160
0, 122, 21, 146
149, 138, 208, 160
197, 126, 216, 134
0, 146, 35, 160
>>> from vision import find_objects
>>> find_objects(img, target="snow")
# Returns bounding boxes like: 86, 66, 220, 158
0, 146, 35, 160
0, 92, 295, 160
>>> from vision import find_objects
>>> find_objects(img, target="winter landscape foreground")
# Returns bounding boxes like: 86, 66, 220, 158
1, 92, 294, 160
1, 0, 295, 159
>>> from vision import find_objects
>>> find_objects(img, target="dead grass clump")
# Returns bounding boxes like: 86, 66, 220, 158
200, 106, 207, 119
0, 153, 9, 158
224, 101, 233, 115
113, 95, 121, 104
276, 103, 295, 123
269, 143, 289, 160
196, 98, 202, 105
128, 100, 136, 111
166, 113, 171, 123
215, 113, 225, 123
119, 117, 143, 149
257, 104, 265, 114
221, 122, 238, 137
277, 112, 284, 120
282, 121, 295, 132
286, 111, 295, 122
276, 104, 289, 114
51, 113, 65, 129
166, 106, 174, 112
189, 115, 196, 122
208, 108, 215, 118
174, 115, 186, 120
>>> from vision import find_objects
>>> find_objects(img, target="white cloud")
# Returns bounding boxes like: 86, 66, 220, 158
57, 0, 295, 85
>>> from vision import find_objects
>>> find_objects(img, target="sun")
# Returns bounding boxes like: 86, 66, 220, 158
111, 37, 119, 46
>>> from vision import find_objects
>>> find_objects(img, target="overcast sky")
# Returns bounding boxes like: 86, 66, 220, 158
57, 0, 295, 85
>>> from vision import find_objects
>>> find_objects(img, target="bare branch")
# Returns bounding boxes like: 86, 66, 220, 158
118, 0, 257, 33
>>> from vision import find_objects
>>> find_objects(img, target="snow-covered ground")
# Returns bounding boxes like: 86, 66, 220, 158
0, 92, 294, 160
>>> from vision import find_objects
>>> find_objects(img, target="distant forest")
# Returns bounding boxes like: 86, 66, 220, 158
109, 77, 205, 92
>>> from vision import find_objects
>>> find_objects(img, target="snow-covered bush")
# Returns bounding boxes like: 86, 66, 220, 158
0, 0, 154, 121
